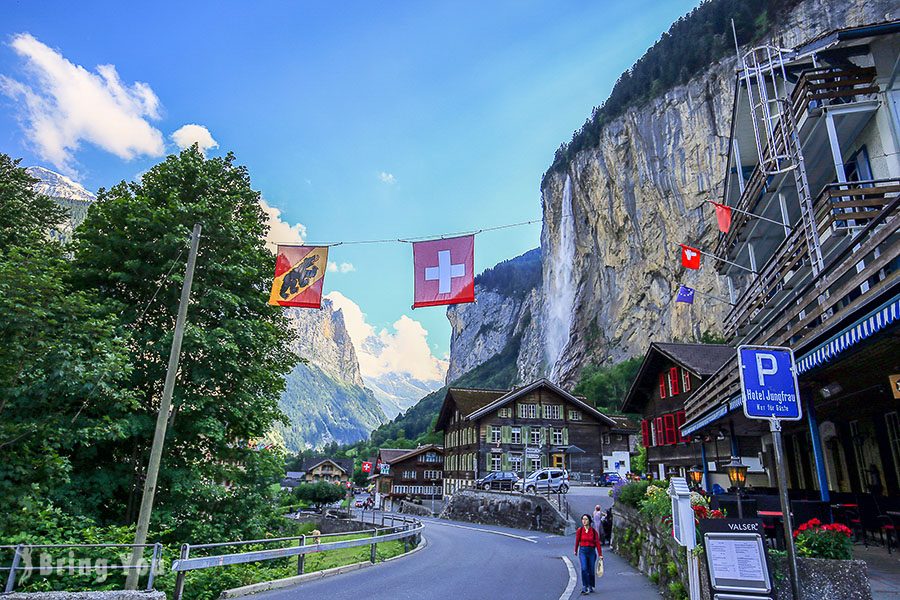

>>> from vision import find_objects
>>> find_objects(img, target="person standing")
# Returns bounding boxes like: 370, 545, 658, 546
574, 514, 602, 594
592, 505, 604, 543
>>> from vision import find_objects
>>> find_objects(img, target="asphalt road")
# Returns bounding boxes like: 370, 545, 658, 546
253, 486, 658, 600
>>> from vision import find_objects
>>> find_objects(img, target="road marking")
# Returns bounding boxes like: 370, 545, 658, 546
560, 556, 577, 600
427, 520, 538, 543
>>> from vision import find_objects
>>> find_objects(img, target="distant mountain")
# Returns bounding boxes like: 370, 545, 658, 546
278, 301, 387, 451
26, 166, 95, 242
364, 371, 442, 419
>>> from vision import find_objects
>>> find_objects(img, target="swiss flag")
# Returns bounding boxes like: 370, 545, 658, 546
680, 244, 701, 270
711, 201, 732, 233
361, 461, 372, 473
412, 235, 475, 308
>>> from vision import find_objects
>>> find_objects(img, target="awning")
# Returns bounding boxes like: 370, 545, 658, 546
681, 395, 742, 436
795, 294, 900, 374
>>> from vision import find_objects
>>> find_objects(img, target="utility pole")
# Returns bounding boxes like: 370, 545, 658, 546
126, 224, 202, 590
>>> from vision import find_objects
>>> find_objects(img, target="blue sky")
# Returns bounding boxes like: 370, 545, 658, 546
0, 1, 699, 381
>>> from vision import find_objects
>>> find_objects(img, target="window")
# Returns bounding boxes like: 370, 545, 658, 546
402, 470, 416, 479
518, 403, 537, 419
682, 369, 691, 393
509, 453, 522, 472
569, 409, 582, 421
530, 428, 541, 445
655, 417, 664, 446
669, 367, 680, 396
491, 453, 502, 471
552, 428, 563, 445
424, 470, 441, 480
530, 457, 541, 471
543, 404, 562, 420
664, 414, 676, 445
499, 407, 512, 418
641, 420, 650, 447
886, 413, 900, 487
659, 373, 667, 399
491, 425, 501, 443
602, 433, 610, 446
511, 426, 522, 444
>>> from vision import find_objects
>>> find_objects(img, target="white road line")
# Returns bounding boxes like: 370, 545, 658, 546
427, 520, 538, 543
560, 556, 577, 600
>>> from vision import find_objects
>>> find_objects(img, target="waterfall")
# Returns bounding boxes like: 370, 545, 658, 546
544, 173, 576, 382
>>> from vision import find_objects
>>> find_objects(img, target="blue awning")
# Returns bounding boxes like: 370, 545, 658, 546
681, 293, 900, 436
796, 294, 900, 374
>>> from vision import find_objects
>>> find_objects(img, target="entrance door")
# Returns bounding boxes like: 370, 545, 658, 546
552, 454, 564, 468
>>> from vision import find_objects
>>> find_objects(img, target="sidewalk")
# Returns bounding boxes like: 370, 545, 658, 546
854, 546, 900, 599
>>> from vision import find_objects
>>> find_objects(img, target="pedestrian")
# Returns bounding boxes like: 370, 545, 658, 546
592, 505, 604, 543
574, 513, 602, 594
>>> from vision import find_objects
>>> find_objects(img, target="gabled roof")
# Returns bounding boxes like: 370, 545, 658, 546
435, 387, 508, 431
377, 448, 415, 464
620, 343, 734, 414
301, 457, 353, 474
285, 471, 305, 479
389, 444, 444, 464
467, 379, 617, 426
607, 415, 639, 432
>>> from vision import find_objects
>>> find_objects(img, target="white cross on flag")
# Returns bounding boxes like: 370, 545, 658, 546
412, 234, 475, 308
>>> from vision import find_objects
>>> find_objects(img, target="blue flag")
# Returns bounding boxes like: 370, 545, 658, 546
676, 285, 695, 304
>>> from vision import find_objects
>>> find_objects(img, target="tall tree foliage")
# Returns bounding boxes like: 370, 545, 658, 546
573, 357, 643, 414
0, 155, 135, 536
67, 147, 298, 540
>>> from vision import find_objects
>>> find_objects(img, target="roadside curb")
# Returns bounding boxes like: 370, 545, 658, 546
218, 534, 429, 598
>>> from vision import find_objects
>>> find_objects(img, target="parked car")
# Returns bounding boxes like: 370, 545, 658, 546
354, 500, 364, 508
598, 472, 624, 486
476, 471, 520, 491
515, 468, 569, 494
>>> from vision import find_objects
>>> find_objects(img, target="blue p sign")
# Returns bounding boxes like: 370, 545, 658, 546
738, 345, 802, 420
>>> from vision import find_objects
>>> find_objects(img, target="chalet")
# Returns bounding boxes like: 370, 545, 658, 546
602, 415, 640, 477
620, 342, 764, 488
435, 379, 617, 495
370, 446, 443, 510
300, 458, 353, 484
682, 22, 900, 508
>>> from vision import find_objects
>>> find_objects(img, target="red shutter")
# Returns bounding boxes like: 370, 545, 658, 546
659, 373, 667, 399
669, 367, 680, 396
676, 411, 688, 443
682, 369, 691, 392
655, 417, 664, 446
664, 414, 676, 445
641, 420, 650, 447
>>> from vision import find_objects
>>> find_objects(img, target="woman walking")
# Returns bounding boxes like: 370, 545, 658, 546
574, 513, 602, 594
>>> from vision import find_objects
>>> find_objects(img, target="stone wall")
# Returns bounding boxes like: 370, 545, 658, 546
288, 513, 388, 534
440, 489, 574, 535
398, 500, 439, 517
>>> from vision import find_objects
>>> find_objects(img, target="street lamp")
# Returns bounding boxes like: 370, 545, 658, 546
724, 456, 749, 518
688, 466, 704, 491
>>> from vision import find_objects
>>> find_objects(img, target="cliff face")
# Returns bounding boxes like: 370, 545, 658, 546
445, 0, 896, 390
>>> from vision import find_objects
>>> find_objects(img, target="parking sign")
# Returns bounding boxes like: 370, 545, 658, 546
738, 345, 802, 421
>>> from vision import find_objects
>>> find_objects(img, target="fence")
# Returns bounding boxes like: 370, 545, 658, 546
169, 515, 423, 600
0, 543, 162, 593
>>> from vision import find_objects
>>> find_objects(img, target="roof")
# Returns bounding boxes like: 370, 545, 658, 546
435, 387, 508, 431
620, 343, 734, 414
388, 444, 444, 464
301, 457, 353, 474
606, 415, 639, 432
794, 19, 900, 57
377, 448, 415, 464
467, 379, 617, 426
285, 471, 305, 479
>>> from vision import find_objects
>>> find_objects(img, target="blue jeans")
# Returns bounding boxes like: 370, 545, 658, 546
578, 546, 597, 589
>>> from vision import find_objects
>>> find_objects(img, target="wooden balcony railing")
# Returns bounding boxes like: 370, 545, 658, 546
716, 66, 878, 258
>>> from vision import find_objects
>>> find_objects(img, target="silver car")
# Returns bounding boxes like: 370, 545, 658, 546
516, 468, 569, 494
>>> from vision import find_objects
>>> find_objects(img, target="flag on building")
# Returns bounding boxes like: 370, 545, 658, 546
680, 244, 701, 270
361, 461, 372, 473
676, 285, 695, 304
711, 201, 732, 233
268, 245, 329, 308
412, 234, 475, 308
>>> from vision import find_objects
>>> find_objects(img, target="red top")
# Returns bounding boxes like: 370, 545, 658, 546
575, 526, 602, 554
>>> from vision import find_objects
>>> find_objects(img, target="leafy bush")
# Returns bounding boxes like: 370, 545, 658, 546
639, 484, 672, 522
615, 481, 650, 508
793, 519, 853, 560
294, 482, 346, 510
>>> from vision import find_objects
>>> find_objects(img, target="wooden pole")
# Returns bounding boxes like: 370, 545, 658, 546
126, 224, 202, 589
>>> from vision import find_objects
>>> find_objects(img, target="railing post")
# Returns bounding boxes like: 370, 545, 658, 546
146, 543, 162, 591
4, 544, 23, 593
369, 529, 377, 564
297, 536, 305, 575
172, 544, 189, 600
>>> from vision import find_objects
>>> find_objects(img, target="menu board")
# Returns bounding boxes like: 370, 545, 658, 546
703, 533, 771, 594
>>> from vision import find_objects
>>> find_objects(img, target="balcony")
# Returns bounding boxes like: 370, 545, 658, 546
717, 66, 878, 257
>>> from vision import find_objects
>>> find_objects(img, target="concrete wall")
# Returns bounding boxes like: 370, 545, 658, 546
440, 489, 574, 534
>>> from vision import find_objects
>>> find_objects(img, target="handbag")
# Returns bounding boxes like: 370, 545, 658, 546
595, 555, 604, 578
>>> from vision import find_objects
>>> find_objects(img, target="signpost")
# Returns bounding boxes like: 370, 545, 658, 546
699, 519, 772, 599
669, 477, 700, 600
738, 345, 802, 600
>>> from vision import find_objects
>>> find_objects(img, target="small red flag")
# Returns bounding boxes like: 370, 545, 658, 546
711, 202, 732, 233
412, 234, 475, 308
680, 244, 701, 270
361, 461, 372, 473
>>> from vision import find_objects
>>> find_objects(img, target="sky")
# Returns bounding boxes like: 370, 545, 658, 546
0, 0, 700, 383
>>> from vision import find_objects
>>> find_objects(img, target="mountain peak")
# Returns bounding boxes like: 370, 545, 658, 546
26, 166, 96, 204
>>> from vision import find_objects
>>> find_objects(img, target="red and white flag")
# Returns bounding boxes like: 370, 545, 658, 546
680, 244, 701, 270
361, 461, 372, 473
711, 201, 732, 233
412, 235, 475, 308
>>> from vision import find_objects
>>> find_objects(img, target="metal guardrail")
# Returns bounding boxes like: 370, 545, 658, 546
0, 543, 162, 593
169, 515, 423, 600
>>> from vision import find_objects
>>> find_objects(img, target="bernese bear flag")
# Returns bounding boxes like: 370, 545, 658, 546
268, 245, 328, 308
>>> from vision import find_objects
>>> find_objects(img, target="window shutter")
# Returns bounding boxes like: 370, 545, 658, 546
641, 420, 650, 447
563, 427, 569, 445
501, 453, 509, 471
676, 411, 688, 443
682, 369, 691, 392
523, 426, 531, 443
669, 367, 680, 396
541, 453, 547, 468
655, 417, 664, 446
543, 427, 550, 445
501, 426, 510, 444
659, 374, 667, 398
664, 414, 676, 445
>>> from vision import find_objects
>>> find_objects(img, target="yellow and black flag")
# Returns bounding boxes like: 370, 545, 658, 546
268, 245, 328, 308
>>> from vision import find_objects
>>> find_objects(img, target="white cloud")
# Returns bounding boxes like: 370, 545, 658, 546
328, 261, 356, 273
171, 124, 218, 154
260, 199, 306, 253
327, 291, 447, 383
0, 33, 164, 175
378, 171, 396, 185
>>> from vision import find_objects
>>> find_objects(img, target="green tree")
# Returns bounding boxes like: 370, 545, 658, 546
632, 444, 647, 475
294, 481, 345, 511
573, 357, 642, 413
66, 147, 299, 541
0, 155, 136, 537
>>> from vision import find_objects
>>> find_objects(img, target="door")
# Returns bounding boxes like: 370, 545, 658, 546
552, 453, 564, 468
